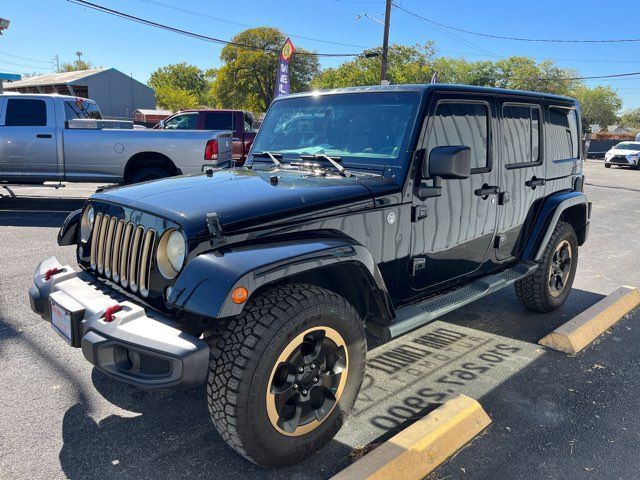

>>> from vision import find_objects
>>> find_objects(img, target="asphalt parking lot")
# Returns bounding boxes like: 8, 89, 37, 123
1, 161, 639, 480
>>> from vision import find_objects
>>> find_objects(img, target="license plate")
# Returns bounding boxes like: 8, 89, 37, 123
50, 299, 72, 344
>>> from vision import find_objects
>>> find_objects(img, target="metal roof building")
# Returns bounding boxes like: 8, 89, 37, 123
3, 68, 156, 119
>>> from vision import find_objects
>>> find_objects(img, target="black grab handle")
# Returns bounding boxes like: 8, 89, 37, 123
474, 184, 499, 197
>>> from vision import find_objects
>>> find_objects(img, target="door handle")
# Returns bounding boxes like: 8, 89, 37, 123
36, 134, 52, 139
474, 184, 500, 197
525, 177, 545, 188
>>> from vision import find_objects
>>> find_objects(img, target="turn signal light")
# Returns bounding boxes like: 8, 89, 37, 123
103, 304, 122, 323
231, 287, 248, 304
204, 139, 219, 160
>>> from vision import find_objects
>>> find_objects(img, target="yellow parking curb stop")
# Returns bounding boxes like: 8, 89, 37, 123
330, 394, 491, 480
539, 286, 640, 355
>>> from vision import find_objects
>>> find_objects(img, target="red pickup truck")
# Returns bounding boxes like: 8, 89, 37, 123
158, 109, 257, 163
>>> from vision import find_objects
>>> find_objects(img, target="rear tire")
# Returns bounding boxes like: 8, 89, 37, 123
126, 166, 171, 184
515, 221, 578, 313
207, 284, 366, 467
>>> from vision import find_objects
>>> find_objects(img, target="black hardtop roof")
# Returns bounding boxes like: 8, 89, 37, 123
283, 83, 578, 105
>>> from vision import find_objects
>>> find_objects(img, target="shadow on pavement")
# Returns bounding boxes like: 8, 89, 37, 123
53, 286, 611, 480
0, 197, 85, 227
441, 287, 606, 344
58, 368, 353, 480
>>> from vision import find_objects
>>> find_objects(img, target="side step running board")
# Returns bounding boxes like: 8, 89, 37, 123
371, 261, 538, 340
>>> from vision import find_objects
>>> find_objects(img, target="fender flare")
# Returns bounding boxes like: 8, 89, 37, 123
166, 236, 394, 321
522, 191, 590, 261
58, 209, 82, 246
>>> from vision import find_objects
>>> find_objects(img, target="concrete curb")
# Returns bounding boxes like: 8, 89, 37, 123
539, 286, 640, 355
330, 394, 491, 480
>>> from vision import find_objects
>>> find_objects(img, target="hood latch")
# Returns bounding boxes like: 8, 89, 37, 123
206, 212, 224, 246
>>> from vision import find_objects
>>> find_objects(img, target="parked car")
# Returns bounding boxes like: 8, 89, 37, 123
0, 94, 232, 185
604, 141, 640, 169
29, 84, 590, 467
157, 109, 257, 163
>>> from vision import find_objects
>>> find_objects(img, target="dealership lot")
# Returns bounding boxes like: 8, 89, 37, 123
1, 160, 639, 480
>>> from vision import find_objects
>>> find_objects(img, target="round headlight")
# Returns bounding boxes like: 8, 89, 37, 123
157, 229, 186, 279
80, 206, 95, 242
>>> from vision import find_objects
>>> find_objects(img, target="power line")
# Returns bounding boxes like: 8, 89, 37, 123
0, 58, 50, 70
0, 51, 52, 64
393, 3, 640, 44
67, 0, 367, 57
138, 0, 369, 48
390, 2, 500, 59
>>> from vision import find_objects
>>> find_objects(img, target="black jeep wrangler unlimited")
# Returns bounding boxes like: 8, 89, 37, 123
29, 84, 590, 467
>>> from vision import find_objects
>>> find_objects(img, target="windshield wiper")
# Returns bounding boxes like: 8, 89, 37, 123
251, 151, 283, 167
297, 154, 352, 177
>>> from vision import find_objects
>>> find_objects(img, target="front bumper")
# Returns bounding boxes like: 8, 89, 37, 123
29, 256, 209, 389
605, 156, 639, 166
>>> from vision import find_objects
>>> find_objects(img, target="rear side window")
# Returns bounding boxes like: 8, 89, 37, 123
548, 108, 579, 160
204, 112, 233, 130
5, 99, 47, 126
502, 104, 542, 166
427, 102, 489, 171
64, 100, 102, 120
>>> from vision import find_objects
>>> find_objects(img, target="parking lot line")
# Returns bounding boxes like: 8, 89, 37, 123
539, 286, 640, 355
330, 394, 491, 480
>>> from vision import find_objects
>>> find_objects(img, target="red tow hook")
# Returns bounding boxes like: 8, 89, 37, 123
44, 268, 62, 281
103, 304, 122, 323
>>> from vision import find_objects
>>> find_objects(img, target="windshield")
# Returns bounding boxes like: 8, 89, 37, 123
250, 92, 421, 168
615, 142, 640, 151
64, 99, 102, 120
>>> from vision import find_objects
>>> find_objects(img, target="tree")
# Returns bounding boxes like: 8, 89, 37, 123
620, 108, 640, 129
149, 63, 211, 108
58, 59, 94, 72
571, 85, 622, 128
152, 84, 199, 111
312, 47, 580, 97
312, 43, 436, 89
212, 27, 320, 112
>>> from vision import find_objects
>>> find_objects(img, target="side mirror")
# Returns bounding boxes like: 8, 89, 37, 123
424, 145, 471, 180
158, 119, 166, 129
417, 145, 471, 200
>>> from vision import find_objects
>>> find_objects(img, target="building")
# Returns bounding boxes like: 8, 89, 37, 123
607, 125, 629, 134
3, 68, 155, 119
133, 108, 172, 126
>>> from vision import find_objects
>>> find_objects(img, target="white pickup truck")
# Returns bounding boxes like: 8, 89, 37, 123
0, 94, 232, 184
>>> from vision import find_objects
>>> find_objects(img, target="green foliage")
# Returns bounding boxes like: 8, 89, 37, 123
312, 45, 579, 96
211, 27, 320, 112
149, 62, 211, 109
58, 59, 94, 72
571, 85, 622, 128
620, 107, 640, 128
312, 43, 436, 88
152, 84, 199, 112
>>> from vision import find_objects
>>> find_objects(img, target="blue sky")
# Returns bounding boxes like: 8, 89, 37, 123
2, 0, 640, 110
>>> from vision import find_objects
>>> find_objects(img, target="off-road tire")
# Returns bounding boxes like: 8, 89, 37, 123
126, 166, 171, 184
207, 284, 366, 467
515, 221, 578, 313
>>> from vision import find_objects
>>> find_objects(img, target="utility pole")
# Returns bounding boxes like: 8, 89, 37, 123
380, 0, 392, 84
53, 55, 60, 72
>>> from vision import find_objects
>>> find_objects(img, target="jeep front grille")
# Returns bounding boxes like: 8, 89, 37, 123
90, 213, 156, 297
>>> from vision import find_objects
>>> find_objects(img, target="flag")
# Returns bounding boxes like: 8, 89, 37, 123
430, 71, 439, 84
275, 37, 296, 99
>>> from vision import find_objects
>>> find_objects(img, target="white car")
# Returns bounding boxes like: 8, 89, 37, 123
604, 141, 640, 169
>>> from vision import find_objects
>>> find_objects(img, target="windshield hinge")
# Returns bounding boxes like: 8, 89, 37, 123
206, 212, 224, 246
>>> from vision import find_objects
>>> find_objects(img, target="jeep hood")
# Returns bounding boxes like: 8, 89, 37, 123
92, 168, 383, 237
